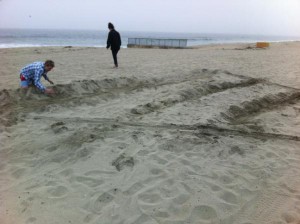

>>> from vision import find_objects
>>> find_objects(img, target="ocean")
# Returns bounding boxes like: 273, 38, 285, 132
0, 28, 299, 48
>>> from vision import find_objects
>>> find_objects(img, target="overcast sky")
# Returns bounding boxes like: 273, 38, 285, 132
0, 0, 299, 36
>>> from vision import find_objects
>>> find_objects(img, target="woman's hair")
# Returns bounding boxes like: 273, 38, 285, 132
108, 22, 114, 30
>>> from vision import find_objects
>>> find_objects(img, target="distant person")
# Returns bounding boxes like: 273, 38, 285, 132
19, 60, 55, 94
106, 22, 121, 68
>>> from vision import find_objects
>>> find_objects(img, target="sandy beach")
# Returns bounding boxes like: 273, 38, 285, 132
1, 42, 300, 224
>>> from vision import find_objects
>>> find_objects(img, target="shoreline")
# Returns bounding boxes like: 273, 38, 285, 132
0, 39, 300, 49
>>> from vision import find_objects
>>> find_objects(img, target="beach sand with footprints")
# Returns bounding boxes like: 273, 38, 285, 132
1, 42, 300, 224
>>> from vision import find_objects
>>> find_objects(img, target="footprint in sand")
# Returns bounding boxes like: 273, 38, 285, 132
189, 205, 218, 221
90, 192, 114, 213
281, 212, 299, 223
75, 176, 104, 188
25, 217, 37, 223
45, 181, 57, 186
76, 147, 94, 159
210, 184, 222, 192
218, 190, 238, 205
150, 154, 168, 165
137, 149, 150, 156
150, 168, 164, 176
84, 170, 116, 176
83, 213, 97, 223
138, 192, 162, 204
45, 145, 59, 152
47, 185, 68, 198
219, 175, 234, 185
112, 153, 134, 171
123, 182, 145, 196
11, 168, 27, 179
20, 200, 30, 213
154, 210, 170, 218
172, 194, 190, 205
280, 182, 299, 194
59, 168, 74, 177
50, 121, 68, 134
229, 146, 245, 156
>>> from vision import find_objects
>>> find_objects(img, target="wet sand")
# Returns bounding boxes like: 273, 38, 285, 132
1, 42, 300, 224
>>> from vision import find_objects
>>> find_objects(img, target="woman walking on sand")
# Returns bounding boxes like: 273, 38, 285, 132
106, 22, 121, 68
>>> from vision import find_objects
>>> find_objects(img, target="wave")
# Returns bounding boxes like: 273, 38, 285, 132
0, 44, 107, 49
0, 43, 52, 48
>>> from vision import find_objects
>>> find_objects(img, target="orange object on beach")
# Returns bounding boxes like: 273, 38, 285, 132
256, 42, 270, 48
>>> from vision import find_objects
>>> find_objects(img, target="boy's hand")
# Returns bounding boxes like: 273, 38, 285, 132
45, 88, 55, 94
48, 80, 54, 85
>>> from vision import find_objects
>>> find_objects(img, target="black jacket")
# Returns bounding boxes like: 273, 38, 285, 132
106, 29, 121, 50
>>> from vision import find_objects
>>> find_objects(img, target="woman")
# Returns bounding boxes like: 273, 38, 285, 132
106, 22, 122, 68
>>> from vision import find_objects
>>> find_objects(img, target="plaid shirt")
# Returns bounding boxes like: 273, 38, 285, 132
20, 62, 49, 92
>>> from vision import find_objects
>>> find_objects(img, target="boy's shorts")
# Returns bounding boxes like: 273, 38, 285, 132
20, 74, 32, 88
20, 80, 30, 88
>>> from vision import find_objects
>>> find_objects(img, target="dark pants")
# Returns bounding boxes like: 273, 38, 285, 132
111, 48, 119, 67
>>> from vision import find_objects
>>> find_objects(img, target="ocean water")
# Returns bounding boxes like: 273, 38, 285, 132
0, 28, 299, 48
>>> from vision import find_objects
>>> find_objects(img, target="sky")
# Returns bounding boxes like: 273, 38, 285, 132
0, 0, 300, 36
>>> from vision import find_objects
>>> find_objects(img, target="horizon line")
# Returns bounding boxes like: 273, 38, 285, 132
0, 27, 300, 38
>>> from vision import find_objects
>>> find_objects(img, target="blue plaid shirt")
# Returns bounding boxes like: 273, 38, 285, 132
20, 62, 49, 92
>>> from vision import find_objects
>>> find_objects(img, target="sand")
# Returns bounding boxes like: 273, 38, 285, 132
0, 42, 300, 224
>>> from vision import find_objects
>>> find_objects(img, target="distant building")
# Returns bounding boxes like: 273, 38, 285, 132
127, 38, 187, 49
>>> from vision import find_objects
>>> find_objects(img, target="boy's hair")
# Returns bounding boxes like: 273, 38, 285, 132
108, 22, 114, 30
45, 60, 55, 67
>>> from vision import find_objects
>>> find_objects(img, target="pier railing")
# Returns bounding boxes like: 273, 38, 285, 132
127, 38, 187, 49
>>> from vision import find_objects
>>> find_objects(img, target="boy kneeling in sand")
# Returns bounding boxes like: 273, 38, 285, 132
19, 60, 55, 94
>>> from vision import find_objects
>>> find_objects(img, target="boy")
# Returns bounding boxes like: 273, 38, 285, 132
20, 60, 55, 94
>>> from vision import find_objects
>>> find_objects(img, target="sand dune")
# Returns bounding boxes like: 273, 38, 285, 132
1, 44, 300, 224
